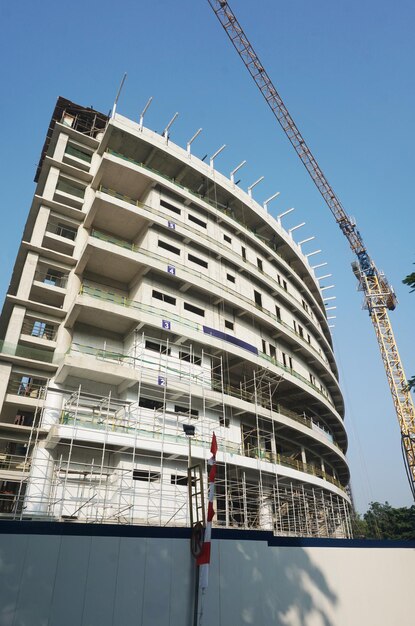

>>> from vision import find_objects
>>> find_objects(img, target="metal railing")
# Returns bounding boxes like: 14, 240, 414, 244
59, 409, 344, 491
0, 453, 29, 473
67, 340, 341, 450
45, 221, 77, 241
90, 228, 331, 369
78, 282, 335, 408
55, 178, 85, 199
34, 270, 68, 289
98, 178, 329, 339
0, 341, 55, 363
65, 144, 92, 163
6, 376, 48, 399
21, 320, 57, 341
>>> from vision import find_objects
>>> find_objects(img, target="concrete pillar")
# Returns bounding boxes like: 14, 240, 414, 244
301, 446, 307, 469
259, 491, 273, 530
53, 132, 69, 162
24, 444, 55, 516
41, 387, 64, 427
4, 305, 26, 345
0, 363, 12, 409
82, 185, 94, 213
31, 206, 50, 247
16, 251, 39, 300
42, 166, 60, 201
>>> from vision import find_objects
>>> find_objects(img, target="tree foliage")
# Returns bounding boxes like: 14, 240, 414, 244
354, 501, 415, 540
402, 270, 415, 292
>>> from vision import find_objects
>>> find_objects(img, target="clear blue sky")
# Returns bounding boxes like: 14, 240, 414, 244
0, 0, 414, 514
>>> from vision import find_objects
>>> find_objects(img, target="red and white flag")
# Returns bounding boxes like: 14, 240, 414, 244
197, 432, 218, 590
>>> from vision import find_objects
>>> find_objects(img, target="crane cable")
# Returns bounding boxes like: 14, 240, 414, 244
206, 0, 415, 497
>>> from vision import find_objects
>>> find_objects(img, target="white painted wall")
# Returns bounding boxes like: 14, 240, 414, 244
0, 530, 413, 626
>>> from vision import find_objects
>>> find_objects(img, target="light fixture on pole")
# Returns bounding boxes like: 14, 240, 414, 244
139, 96, 153, 129
263, 191, 280, 211
210, 144, 226, 169
187, 128, 203, 155
248, 176, 264, 198
163, 112, 179, 139
111, 73, 127, 119
230, 160, 247, 184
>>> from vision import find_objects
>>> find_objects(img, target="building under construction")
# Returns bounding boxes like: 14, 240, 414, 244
0, 97, 351, 537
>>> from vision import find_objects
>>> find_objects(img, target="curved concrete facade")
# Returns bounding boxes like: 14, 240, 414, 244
0, 97, 351, 537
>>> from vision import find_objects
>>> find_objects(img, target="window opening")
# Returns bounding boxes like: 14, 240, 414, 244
160, 199, 181, 215
254, 290, 262, 307
133, 470, 160, 482
145, 340, 170, 355
158, 239, 181, 255
184, 302, 205, 317
188, 214, 207, 228
174, 405, 199, 418
152, 290, 176, 305
179, 351, 202, 365
138, 397, 164, 410
188, 253, 208, 269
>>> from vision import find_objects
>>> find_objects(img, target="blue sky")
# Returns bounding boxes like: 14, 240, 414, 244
0, 0, 414, 514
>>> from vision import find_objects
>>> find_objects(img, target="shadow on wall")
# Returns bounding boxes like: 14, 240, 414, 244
202, 540, 337, 626
0, 530, 336, 626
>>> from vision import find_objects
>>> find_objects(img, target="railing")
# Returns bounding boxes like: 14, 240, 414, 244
59, 410, 344, 491
45, 221, 77, 241
7, 376, 47, 399
0, 341, 55, 363
67, 341, 341, 450
21, 320, 57, 341
60, 410, 241, 456
79, 283, 200, 331
0, 453, 29, 473
64, 144, 92, 163
34, 270, 68, 289
55, 178, 85, 199
90, 228, 331, 368
98, 180, 330, 343
78, 282, 336, 408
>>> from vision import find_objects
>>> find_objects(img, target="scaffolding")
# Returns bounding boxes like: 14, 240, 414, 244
0, 334, 352, 538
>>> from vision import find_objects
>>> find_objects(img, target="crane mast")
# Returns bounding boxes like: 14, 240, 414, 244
207, 0, 415, 497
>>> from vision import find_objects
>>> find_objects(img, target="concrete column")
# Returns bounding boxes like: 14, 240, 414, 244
82, 187, 95, 217
41, 387, 64, 427
301, 446, 307, 469
16, 251, 39, 300
73, 223, 89, 260
4, 305, 26, 345
53, 132, 69, 162
31, 206, 50, 247
0, 363, 12, 409
42, 166, 60, 201
259, 492, 273, 530
24, 444, 55, 516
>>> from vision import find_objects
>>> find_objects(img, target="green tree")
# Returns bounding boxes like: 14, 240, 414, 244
402, 269, 415, 292
350, 510, 368, 538
363, 501, 415, 540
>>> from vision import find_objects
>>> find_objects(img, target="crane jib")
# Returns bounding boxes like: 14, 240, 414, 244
208, 0, 415, 498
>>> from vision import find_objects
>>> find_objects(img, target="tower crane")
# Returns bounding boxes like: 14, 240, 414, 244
207, 0, 415, 498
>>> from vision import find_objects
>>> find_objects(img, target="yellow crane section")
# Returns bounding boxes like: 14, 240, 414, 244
207, 0, 415, 497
